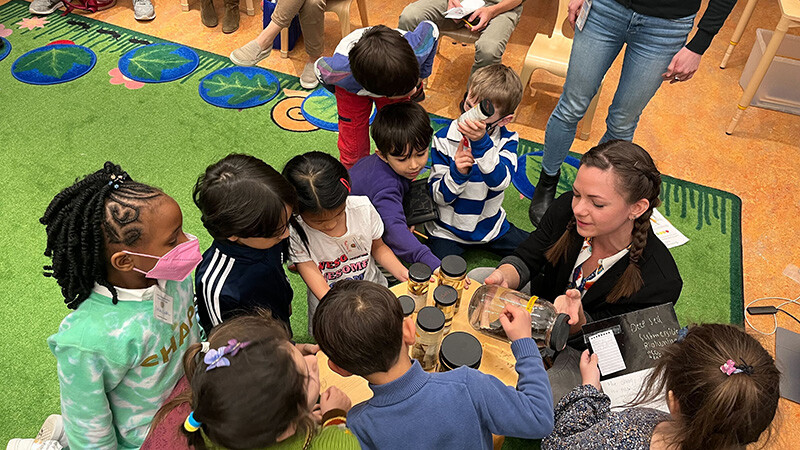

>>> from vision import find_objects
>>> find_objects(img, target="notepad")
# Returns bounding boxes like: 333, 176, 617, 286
600, 368, 668, 412
588, 329, 626, 376
444, 0, 485, 19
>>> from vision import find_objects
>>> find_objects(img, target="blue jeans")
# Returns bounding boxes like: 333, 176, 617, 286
428, 223, 530, 260
541, 0, 695, 175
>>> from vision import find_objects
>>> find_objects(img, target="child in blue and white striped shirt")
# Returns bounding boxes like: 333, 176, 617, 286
427, 64, 529, 259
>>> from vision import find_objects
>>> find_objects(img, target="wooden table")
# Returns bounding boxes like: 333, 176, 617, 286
725, 0, 800, 134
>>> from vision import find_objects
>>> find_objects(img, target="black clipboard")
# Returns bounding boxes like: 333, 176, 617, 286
582, 303, 680, 381
403, 178, 439, 227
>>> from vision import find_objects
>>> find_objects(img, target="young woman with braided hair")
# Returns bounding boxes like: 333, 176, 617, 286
11, 162, 204, 450
481, 140, 682, 404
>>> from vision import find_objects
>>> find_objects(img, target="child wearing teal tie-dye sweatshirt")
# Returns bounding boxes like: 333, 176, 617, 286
28, 163, 203, 450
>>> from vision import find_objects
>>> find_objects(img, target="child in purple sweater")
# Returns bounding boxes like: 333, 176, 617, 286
349, 102, 440, 270
313, 280, 554, 450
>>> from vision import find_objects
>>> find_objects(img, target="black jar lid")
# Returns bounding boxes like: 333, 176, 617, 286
398, 295, 415, 317
408, 262, 433, 283
439, 332, 482, 370
433, 285, 458, 307
549, 313, 571, 352
416, 306, 445, 332
440, 255, 467, 278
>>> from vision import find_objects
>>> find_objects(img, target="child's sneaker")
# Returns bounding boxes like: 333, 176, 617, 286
6, 439, 63, 450
299, 62, 319, 90
28, 0, 63, 14
230, 40, 272, 66
133, 0, 156, 20
35, 415, 67, 448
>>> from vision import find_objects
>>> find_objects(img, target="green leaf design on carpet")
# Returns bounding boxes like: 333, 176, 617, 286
14, 46, 92, 79
126, 44, 191, 81
303, 91, 339, 123
203, 71, 278, 105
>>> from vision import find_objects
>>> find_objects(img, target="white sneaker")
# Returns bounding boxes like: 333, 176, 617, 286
6, 439, 63, 450
35, 415, 67, 448
133, 0, 155, 20
299, 61, 319, 90
29, 0, 63, 14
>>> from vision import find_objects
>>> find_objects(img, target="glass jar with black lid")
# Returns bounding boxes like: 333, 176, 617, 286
438, 255, 467, 313
407, 262, 433, 312
438, 331, 482, 372
433, 285, 458, 334
410, 306, 445, 371
397, 295, 416, 318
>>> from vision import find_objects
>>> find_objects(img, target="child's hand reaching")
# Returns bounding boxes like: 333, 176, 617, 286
579, 350, 601, 390
320, 386, 352, 415
454, 140, 475, 175
296, 343, 320, 356
499, 303, 532, 342
457, 119, 487, 142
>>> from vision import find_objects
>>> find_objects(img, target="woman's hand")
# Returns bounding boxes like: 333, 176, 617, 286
662, 47, 702, 83
554, 288, 585, 334
320, 386, 352, 415
567, 0, 584, 29
484, 264, 520, 289
579, 349, 601, 389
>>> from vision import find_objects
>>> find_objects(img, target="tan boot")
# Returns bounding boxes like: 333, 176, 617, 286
200, 0, 217, 27
221, 0, 240, 34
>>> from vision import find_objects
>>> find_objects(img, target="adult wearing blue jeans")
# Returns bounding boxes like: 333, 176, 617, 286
528, 0, 736, 226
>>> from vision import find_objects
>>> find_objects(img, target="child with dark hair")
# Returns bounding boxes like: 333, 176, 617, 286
146, 312, 359, 450
315, 23, 439, 168
193, 154, 298, 335
25, 162, 202, 449
283, 151, 409, 334
313, 280, 554, 449
543, 323, 781, 449
428, 64, 529, 259
349, 101, 440, 270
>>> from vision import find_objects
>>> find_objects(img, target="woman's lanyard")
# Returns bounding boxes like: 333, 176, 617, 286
570, 261, 605, 294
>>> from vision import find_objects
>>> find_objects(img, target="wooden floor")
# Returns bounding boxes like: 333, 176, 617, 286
4, 0, 800, 447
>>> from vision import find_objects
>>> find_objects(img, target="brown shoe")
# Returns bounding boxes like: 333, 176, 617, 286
230, 40, 272, 66
222, 0, 239, 34
200, 0, 217, 27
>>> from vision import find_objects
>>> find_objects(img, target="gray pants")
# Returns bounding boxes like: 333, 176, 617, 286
398, 0, 523, 74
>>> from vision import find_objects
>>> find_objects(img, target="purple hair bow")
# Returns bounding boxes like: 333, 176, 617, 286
204, 339, 251, 372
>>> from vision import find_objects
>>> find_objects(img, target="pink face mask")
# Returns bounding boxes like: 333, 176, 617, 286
123, 233, 202, 281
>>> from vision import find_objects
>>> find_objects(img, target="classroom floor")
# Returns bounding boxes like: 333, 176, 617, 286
4, 0, 799, 447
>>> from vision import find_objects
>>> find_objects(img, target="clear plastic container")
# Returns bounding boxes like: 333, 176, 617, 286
467, 284, 570, 351
433, 285, 458, 335
438, 331, 482, 372
458, 99, 495, 124
438, 255, 467, 314
408, 262, 432, 312
398, 295, 416, 317
410, 306, 445, 371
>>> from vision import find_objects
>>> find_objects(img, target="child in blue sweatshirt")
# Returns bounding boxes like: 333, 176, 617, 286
349, 101, 440, 270
313, 280, 554, 449
428, 64, 529, 260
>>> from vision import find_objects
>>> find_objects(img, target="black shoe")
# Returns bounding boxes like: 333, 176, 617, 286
410, 81, 425, 102
529, 168, 560, 227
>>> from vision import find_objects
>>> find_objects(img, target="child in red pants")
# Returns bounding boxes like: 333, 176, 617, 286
314, 22, 439, 169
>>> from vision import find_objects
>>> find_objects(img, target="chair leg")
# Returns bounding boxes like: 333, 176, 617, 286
245, 0, 254, 15
355, 0, 369, 27
720, 0, 759, 69
519, 61, 535, 93
180, 0, 189, 12
580, 82, 602, 141
338, 8, 350, 37
281, 28, 289, 58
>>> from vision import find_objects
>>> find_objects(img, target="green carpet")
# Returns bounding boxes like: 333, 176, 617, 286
0, 0, 742, 444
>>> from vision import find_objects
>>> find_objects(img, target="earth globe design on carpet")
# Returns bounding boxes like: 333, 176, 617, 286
512, 151, 582, 199
118, 43, 199, 83
300, 88, 376, 132
0, 37, 11, 63
199, 66, 280, 109
11, 44, 96, 85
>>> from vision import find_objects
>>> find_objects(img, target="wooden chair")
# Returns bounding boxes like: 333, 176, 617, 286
279, 0, 369, 58
519, 0, 602, 140
180, 0, 255, 16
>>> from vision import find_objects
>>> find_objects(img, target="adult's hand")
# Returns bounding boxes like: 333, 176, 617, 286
468, 7, 495, 32
662, 47, 702, 83
567, 0, 584, 30
484, 264, 521, 289
554, 288, 585, 334
449, 0, 463, 23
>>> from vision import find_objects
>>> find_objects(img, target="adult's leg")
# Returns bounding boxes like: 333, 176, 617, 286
547, 345, 583, 406
335, 88, 374, 168
428, 236, 466, 260
398, 0, 449, 31
600, 13, 694, 143
297, 0, 326, 59
258, 0, 309, 47
471, 4, 522, 73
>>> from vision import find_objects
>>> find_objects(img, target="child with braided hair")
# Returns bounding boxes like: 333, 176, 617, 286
480, 140, 683, 404
543, 323, 780, 449
144, 312, 359, 449
10, 162, 203, 450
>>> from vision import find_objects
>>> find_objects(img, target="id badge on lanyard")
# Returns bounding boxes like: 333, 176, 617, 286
152, 286, 174, 325
340, 237, 368, 260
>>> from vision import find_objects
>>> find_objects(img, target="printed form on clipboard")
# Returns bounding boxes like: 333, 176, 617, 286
444, 0, 485, 19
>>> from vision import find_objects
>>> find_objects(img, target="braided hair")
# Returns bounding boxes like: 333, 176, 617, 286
40, 162, 162, 309
545, 140, 661, 303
